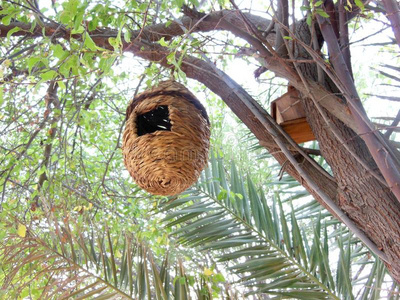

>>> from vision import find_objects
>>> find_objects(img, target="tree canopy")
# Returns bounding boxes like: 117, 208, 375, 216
1, 0, 400, 299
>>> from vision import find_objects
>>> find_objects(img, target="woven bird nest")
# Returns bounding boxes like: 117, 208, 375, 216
122, 80, 210, 196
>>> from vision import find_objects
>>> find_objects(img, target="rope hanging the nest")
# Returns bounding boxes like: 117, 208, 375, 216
122, 80, 210, 196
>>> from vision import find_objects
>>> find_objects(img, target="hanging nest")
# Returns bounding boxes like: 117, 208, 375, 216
122, 80, 210, 196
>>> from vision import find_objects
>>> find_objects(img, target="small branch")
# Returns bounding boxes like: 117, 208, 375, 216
311, 19, 325, 84
1, 68, 28, 82
372, 67, 400, 82
338, 0, 353, 78
36, 82, 61, 201
301, 147, 322, 156
365, 94, 400, 102
382, 0, 400, 48
260, 140, 322, 156
324, 0, 340, 39
274, 0, 290, 57
228, 1, 276, 56
384, 109, 400, 138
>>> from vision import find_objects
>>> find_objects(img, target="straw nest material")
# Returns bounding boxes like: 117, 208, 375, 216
122, 80, 210, 196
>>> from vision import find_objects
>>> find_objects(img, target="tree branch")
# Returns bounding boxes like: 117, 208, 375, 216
35, 82, 60, 203
0, 10, 276, 43
338, 0, 353, 78
382, 0, 400, 48
384, 109, 400, 138
317, 6, 400, 204
274, 0, 290, 57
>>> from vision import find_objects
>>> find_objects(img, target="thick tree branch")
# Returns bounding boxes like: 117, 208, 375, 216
317, 8, 400, 205
382, 0, 400, 48
0, 10, 276, 43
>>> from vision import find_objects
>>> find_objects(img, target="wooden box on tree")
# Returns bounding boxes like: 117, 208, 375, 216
271, 86, 316, 143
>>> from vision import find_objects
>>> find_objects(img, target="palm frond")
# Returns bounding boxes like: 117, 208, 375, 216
159, 152, 340, 299
160, 151, 400, 298
0, 215, 193, 299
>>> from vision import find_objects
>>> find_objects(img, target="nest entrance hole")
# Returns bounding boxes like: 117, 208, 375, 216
137, 105, 172, 136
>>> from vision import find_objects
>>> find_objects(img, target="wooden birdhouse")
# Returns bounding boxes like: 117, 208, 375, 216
271, 86, 315, 143
122, 80, 210, 196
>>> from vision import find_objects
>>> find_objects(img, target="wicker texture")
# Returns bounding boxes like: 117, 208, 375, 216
122, 81, 210, 196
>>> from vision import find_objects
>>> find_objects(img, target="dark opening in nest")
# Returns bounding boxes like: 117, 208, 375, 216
136, 105, 172, 136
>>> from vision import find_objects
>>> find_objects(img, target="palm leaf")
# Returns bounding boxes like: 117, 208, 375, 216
0, 215, 199, 299
159, 152, 339, 299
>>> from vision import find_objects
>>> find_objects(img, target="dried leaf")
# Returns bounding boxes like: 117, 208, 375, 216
17, 224, 26, 237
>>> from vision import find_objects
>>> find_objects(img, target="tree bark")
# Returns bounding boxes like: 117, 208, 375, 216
293, 18, 400, 280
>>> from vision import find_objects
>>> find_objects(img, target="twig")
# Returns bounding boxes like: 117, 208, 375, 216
338, 0, 352, 78
365, 94, 400, 102
381, 0, 400, 48
35, 82, 61, 204
384, 109, 400, 138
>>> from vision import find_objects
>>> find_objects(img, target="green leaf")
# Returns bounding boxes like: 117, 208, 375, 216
40, 70, 57, 81
84, 32, 98, 51
28, 57, 41, 74
57, 81, 66, 90
217, 189, 227, 201
306, 15, 312, 26
51, 44, 69, 60
159, 37, 168, 47
0, 86, 3, 107
1, 15, 12, 26
314, 0, 323, 7
123, 30, 131, 43
175, 0, 184, 9
60, 11, 72, 25
277, 195, 292, 255
88, 19, 98, 31
108, 37, 119, 50
316, 9, 330, 18
354, 0, 365, 11
6, 26, 21, 39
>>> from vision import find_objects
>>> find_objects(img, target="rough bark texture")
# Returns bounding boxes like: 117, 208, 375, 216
293, 18, 400, 279
305, 100, 400, 278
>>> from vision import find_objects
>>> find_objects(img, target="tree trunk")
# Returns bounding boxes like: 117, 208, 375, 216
294, 18, 400, 281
